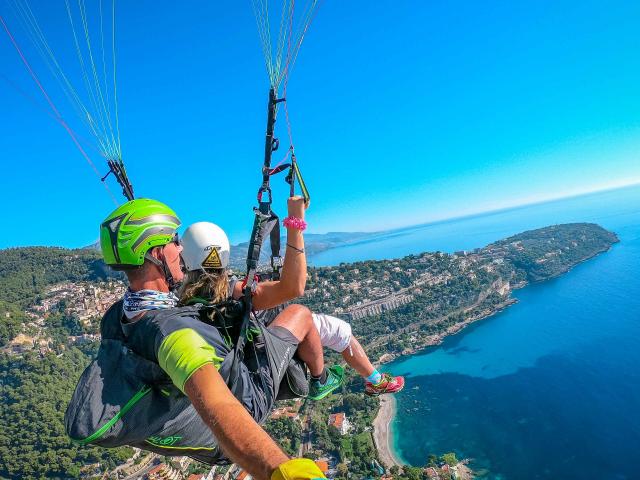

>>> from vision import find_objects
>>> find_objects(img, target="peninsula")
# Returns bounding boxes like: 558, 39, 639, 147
300, 223, 618, 361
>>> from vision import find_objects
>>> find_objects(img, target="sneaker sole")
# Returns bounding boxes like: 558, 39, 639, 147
364, 382, 405, 397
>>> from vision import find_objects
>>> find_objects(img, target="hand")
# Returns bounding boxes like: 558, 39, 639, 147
272, 458, 326, 480
287, 196, 307, 219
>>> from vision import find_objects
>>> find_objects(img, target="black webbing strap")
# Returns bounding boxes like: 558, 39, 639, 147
245, 202, 281, 280
226, 200, 280, 393
258, 87, 285, 204
269, 216, 283, 279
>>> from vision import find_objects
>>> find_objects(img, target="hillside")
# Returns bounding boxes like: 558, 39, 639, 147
0, 247, 120, 307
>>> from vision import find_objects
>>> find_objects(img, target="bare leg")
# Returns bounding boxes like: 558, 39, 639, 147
341, 337, 376, 378
269, 304, 324, 377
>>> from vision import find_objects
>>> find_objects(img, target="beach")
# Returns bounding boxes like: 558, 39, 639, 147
373, 396, 404, 468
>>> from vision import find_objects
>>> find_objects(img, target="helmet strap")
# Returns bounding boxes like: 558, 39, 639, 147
145, 250, 179, 292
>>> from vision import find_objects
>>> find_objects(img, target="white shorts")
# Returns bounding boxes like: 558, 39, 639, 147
311, 313, 352, 353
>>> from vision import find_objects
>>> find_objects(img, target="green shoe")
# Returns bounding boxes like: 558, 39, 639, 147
308, 365, 344, 400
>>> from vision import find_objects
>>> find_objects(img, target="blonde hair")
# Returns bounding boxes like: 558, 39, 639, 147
179, 269, 229, 308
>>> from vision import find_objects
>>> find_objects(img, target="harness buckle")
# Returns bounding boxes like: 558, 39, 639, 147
271, 256, 283, 270
257, 186, 272, 204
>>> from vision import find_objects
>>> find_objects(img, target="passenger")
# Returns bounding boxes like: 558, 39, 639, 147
179, 221, 405, 397
66, 197, 332, 480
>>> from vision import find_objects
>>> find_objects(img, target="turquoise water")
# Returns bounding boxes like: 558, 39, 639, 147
318, 185, 640, 479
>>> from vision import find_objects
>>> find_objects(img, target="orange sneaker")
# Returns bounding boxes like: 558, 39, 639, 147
364, 373, 405, 396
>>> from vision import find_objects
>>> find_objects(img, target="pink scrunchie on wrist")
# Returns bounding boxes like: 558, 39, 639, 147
283, 216, 307, 231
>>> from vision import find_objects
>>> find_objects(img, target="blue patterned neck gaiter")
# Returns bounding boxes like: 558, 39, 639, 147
123, 289, 179, 319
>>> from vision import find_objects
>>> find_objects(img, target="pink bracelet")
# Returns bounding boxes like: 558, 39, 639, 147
283, 216, 307, 231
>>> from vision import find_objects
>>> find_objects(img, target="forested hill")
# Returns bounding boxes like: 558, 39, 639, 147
488, 223, 617, 281
0, 247, 120, 307
0, 223, 617, 479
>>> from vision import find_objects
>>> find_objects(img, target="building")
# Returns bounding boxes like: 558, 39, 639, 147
270, 406, 300, 420
425, 467, 440, 478
147, 463, 182, 480
328, 412, 352, 435
173, 456, 192, 471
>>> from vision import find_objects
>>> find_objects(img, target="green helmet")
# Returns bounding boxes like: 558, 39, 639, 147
100, 198, 181, 269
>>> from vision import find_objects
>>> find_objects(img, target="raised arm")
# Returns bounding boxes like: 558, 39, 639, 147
249, 196, 308, 310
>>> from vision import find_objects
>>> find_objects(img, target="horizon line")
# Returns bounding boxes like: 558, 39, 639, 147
361, 180, 640, 236
3, 181, 638, 251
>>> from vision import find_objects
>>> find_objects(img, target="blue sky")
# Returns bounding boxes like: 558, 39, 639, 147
1, 1, 640, 249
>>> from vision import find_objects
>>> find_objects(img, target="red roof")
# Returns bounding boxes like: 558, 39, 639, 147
148, 464, 165, 475
329, 412, 345, 429
187, 475, 204, 480
425, 467, 438, 478
315, 461, 329, 473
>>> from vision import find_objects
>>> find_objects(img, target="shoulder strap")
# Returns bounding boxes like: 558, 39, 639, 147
100, 300, 126, 341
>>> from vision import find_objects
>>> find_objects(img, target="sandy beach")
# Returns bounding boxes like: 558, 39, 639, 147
373, 396, 404, 468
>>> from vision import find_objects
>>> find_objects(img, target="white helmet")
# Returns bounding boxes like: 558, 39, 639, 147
180, 222, 230, 271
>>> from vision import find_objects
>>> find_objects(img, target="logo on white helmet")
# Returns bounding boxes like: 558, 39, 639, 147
202, 245, 223, 268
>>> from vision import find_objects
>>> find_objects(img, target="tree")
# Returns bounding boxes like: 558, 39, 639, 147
402, 465, 424, 480
441, 452, 458, 466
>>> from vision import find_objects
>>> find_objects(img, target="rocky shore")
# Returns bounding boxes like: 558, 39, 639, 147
376, 297, 518, 365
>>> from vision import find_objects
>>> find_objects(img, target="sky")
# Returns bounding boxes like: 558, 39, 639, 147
1, 0, 640, 249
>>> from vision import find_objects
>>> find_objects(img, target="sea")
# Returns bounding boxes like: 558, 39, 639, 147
310, 184, 640, 479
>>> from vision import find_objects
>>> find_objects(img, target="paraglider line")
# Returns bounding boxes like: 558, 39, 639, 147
279, 0, 323, 148
1, 13, 62, 118
0, 13, 117, 204
0, 71, 105, 158
268, 147, 292, 175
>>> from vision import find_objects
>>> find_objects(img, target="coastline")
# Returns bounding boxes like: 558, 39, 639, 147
372, 299, 518, 471
373, 396, 404, 468
376, 297, 518, 365
374, 242, 616, 366
370, 244, 616, 472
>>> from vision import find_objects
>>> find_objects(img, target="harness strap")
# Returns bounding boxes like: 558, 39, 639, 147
258, 87, 286, 204
245, 202, 280, 281
228, 197, 282, 395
